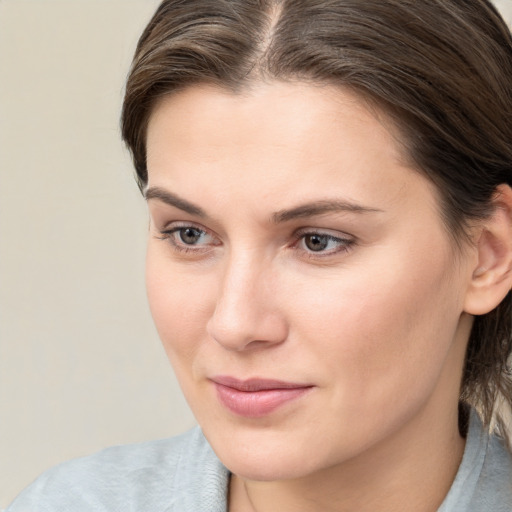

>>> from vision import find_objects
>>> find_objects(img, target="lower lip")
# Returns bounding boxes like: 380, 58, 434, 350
213, 383, 312, 418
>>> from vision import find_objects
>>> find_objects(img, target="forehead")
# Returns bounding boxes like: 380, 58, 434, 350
145, 81, 439, 221
147, 82, 404, 171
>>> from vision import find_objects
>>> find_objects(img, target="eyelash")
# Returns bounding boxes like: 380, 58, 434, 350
291, 230, 355, 258
155, 224, 355, 259
155, 224, 218, 254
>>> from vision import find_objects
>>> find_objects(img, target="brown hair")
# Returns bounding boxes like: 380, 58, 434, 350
122, 0, 512, 437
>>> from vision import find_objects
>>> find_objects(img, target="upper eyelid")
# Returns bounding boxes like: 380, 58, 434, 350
294, 233, 354, 247
162, 225, 206, 234
293, 227, 355, 240
159, 220, 211, 234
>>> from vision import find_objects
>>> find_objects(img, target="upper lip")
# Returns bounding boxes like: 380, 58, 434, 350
210, 375, 313, 392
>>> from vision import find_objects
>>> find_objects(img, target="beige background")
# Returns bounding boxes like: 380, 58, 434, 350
1, 0, 511, 507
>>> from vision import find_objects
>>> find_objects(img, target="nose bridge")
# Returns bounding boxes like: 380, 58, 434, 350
207, 247, 286, 351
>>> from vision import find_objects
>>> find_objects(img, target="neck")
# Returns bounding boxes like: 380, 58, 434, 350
229, 403, 465, 512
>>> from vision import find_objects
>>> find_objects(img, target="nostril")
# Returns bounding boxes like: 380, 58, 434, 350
206, 314, 256, 351
206, 306, 288, 352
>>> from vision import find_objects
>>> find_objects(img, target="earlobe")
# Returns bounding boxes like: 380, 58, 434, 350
464, 184, 512, 316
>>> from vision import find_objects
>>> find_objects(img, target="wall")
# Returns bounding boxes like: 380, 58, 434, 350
0, 2, 196, 507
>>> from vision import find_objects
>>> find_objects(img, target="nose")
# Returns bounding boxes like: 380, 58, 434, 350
206, 253, 288, 351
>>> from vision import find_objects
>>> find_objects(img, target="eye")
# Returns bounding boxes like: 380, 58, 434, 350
156, 223, 220, 253
295, 230, 355, 257
176, 227, 206, 245
303, 233, 335, 252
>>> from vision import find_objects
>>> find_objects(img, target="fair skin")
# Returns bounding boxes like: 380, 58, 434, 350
144, 82, 512, 512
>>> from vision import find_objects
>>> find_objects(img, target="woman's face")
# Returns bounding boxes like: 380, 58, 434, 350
145, 82, 475, 480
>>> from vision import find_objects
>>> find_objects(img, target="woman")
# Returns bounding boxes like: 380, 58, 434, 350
7, 0, 512, 511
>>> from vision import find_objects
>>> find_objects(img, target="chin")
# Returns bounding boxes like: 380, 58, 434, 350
222, 449, 318, 482
201, 422, 338, 482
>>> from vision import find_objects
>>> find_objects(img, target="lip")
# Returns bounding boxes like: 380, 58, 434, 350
210, 376, 314, 418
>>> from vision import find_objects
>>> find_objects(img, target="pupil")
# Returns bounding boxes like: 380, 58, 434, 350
305, 234, 328, 251
180, 228, 201, 244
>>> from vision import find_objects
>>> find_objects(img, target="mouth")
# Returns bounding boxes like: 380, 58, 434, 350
210, 376, 314, 418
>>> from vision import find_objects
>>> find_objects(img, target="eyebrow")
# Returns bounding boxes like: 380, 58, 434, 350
145, 187, 207, 217
145, 186, 382, 222
272, 200, 383, 223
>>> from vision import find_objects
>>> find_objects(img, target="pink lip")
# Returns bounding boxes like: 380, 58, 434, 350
211, 376, 314, 418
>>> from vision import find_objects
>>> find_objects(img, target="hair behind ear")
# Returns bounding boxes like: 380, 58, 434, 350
461, 184, 512, 443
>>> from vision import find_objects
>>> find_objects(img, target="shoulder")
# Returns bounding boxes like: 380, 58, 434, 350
440, 410, 512, 512
6, 427, 229, 512
472, 432, 512, 511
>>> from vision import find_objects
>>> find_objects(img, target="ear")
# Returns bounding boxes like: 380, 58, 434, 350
464, 184, 512, 315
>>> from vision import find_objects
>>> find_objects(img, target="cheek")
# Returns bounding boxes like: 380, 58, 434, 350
287, 246, 463, 406
145, 247, 214, 365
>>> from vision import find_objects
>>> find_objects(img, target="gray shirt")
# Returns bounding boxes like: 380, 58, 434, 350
6, 411, 512, 511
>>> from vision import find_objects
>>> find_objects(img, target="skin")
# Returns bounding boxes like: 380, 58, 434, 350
144, 82, 481, 511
